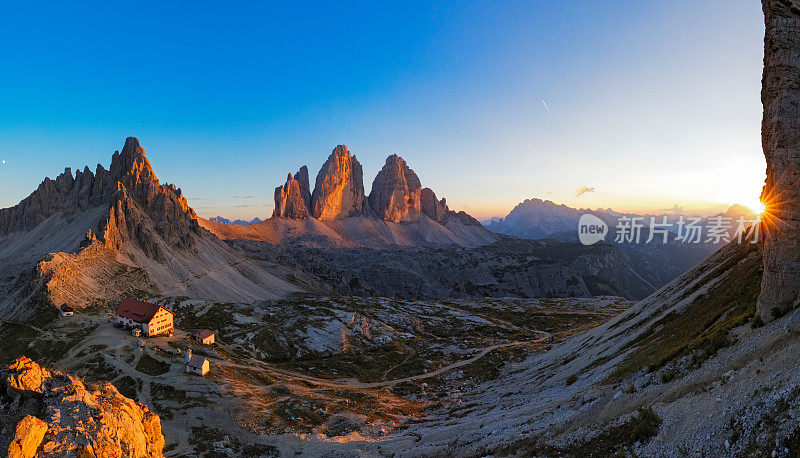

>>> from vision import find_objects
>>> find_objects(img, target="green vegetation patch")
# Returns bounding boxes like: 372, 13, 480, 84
151, 382, 187, 403
242, 444, 280, 457
189, 425, 238, 454
113, 376, 142, 399
135, 353, 171, 376
498, 407, 662, 457
608, 243, 761, 383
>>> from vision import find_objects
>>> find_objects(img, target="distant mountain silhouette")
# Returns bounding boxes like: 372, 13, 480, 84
208, 216, 263, 225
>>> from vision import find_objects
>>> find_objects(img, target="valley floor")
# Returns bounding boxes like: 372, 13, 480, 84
0, 295, 630, 456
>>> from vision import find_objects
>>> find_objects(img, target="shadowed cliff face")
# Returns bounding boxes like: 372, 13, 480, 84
758, 0, 800, 320
369, 155, 422, 223
101, 137, 200, 260
0, 136, 199, 260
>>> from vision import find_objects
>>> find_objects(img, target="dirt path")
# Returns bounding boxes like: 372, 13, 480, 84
232, 329, 553, 390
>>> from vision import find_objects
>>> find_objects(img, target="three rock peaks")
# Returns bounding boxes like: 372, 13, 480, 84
274, 145, 454, 223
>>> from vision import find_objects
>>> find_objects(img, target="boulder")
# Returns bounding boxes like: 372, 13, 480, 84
310, 146, 368, 220
8, 415, 47, 458
369, 155, 423, 222
7, 356, 49, 394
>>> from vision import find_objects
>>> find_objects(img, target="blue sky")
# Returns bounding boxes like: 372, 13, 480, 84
0, 1, 765, 219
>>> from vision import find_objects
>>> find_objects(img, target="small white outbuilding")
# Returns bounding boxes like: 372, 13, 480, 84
184, 349, 210, 376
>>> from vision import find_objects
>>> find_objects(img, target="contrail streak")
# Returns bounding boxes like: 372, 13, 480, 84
542, 99, 550, 113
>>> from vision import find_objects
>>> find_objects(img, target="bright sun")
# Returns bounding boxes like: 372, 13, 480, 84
751, 200, 766, 216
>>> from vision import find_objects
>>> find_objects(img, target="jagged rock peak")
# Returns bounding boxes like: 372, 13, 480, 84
0, 136, 199, 260
311, 145, 368, 220
273, 168, 311, 219
421, 187, 449, 224
110, 136, 157, 183
758, 0, 800, 321
369, 154, 422, 222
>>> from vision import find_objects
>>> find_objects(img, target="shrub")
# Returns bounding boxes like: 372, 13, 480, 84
751, 315, 765, 329
135, 354, 171, 376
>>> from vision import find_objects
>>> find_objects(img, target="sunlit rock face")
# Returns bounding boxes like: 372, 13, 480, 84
3, 357, 165, 457
273, 167, 311, 219
369, 155, 423, 222
758, 0, 800, 320
310, 145, 369, 220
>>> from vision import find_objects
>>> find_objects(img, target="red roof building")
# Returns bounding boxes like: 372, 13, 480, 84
115, 298, 174, 337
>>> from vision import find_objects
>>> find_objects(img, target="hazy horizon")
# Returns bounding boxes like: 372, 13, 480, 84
0, 1, 766, 220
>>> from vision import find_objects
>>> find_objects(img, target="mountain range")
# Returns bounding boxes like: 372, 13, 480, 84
481, 198, 762, 290
208, 216, 263, 225
484, 198, 756, 241
0, 139, 676, 324
3, 4, 800, 455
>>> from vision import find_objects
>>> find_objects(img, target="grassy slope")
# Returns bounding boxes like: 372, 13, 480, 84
609, 241, 762, 382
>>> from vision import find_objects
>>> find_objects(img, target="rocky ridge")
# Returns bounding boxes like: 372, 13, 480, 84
234, 236, 656, 300
208, 216, 263, 225
2, 356, 164, 457
0, 137, 199, 262
0, 137, 299, 319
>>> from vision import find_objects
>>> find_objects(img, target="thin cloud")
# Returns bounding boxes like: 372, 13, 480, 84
542, 99, 550, 113
233, 195, 255, 200
574, 185, 596, 197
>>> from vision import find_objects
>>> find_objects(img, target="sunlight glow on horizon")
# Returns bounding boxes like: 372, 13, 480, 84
0, 1, 765, 222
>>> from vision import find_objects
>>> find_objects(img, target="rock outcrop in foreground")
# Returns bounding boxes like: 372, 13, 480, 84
310, 145, 369, 220
369, 154, 423, 222
758, 0, 800, 320
2, 357, 164, 457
